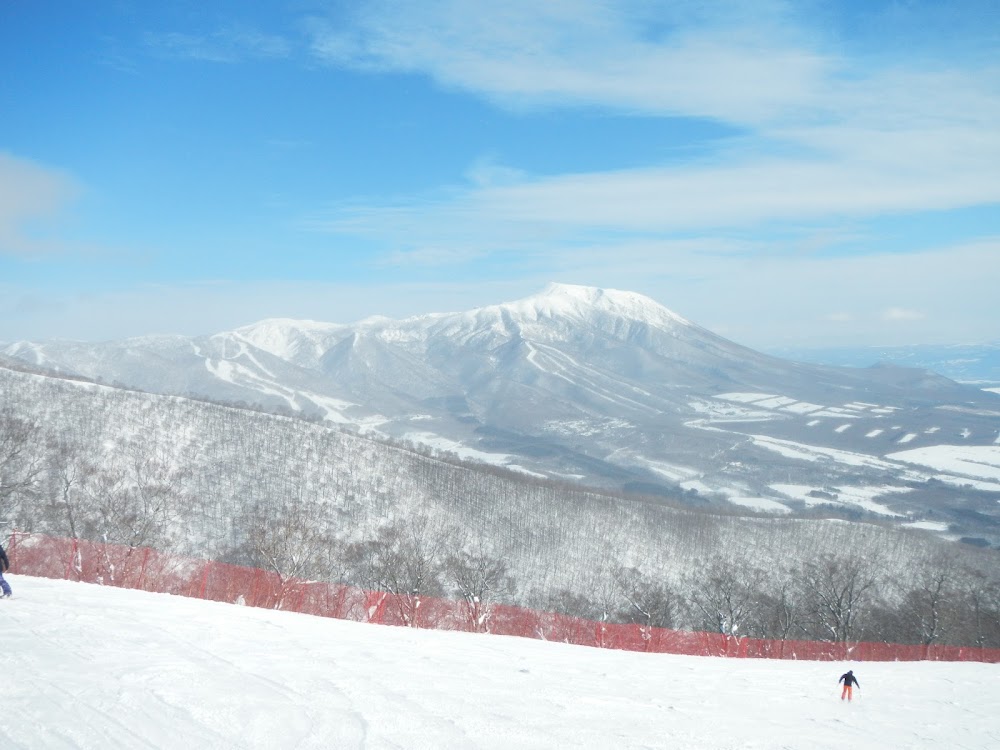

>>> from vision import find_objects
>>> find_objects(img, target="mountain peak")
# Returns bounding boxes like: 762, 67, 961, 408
505, 283, 692, 329
231, 318, 346, 361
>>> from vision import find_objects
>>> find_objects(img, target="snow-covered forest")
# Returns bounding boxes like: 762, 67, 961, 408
2, 362, 999, 647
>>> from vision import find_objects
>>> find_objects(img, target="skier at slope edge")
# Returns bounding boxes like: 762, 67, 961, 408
0, 542, 11, 598
838, 669, 860, 701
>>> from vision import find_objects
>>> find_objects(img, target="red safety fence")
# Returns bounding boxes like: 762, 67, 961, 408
7, 532, 1000, 663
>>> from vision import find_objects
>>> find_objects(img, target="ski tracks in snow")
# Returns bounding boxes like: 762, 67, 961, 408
4, 577, 1000, 750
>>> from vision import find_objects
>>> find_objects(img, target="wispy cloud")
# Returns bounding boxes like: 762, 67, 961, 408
0, 153, 81, 257
303, 139, 1000, 267
882, 307, 926, 322
306, 1, 828, 124
145, 27, 291, 63
305, 2, 1000, 127
302, 1, 1000, 266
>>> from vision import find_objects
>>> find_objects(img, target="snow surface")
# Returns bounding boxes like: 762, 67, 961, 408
232, 319, 344, 361
490, 282, 693, 329
748, 434, 898, 470
713, 392, 883, 419
399, 431, 514, 466
4, 576, 999, 750
724, 495, 793, 513
904, 520, 951, 532
887, 445, 1000, 482
769, 484, 907, 516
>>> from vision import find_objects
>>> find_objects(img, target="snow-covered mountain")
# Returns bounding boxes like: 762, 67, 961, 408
5, 283, 1000, 542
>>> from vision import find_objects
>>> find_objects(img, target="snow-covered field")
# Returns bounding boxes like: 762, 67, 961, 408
3, 577, 998, 750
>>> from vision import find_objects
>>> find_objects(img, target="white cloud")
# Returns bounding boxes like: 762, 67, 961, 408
303, 137, 1000, 266
0, 153, 81, 257
307, 1, 830, 125
882, 308, 926, 322
6, 3, 998, 350
464, 155, 527, 188
305, 2, 1000, 133
145, 28, 291, 63
301, 3, 1000, 263
293, 2, 1000, 350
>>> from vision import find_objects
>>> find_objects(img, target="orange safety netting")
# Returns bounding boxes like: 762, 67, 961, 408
8, 532, 999, 663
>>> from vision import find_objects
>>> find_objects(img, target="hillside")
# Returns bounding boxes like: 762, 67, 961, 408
5, 284, 1000, 544
4, 575, 999, 750
3, 361, 999, 649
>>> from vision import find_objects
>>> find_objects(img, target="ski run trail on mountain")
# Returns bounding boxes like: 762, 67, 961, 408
3, 576, 997, 750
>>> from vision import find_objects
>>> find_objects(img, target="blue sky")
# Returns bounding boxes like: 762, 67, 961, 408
1, 1, 998, 349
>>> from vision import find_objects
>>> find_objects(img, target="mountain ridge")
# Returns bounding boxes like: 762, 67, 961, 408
3, 283, 999, 544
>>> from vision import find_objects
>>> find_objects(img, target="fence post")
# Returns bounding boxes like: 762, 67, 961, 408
247, 568, 262, 607
63, 538, 76, 580
199, 561, 210, 599
137, 547, 151, 590
366, 591, 387, 624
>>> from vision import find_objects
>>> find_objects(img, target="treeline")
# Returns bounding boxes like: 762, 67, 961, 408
220, 508, 999, 647
2, 366, 999, 648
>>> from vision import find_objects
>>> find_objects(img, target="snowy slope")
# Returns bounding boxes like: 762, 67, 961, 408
3, 576, 998, 750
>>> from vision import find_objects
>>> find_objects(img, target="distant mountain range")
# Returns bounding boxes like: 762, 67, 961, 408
769, 343, 1000, 385
5, 283, 1000, 545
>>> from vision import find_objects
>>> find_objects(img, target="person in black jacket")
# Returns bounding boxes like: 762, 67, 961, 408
0, 543, 11, 598
839, 669, 860, 701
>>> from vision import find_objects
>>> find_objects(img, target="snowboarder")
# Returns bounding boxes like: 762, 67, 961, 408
0, 542, 11, 598
839, 669, 859, 701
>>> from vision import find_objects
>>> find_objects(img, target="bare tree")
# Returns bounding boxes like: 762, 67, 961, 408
684, 557, 766, 637
39, 441, 94, 539
234, 496, 337, 608
0, 407, 43, 527
86, 456, 185, 550
612, 565, 679, 629
956, 567, 1000, 649
797, 553, 882, 643
343, 516, 451, 627
754, 569, 803, 641
36, 441, 100, 580
446, 543, 517, 632
544, 588, 601, 620
896, 553, 961, 647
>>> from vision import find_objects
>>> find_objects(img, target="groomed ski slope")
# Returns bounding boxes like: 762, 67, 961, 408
3, 576, 998, 750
